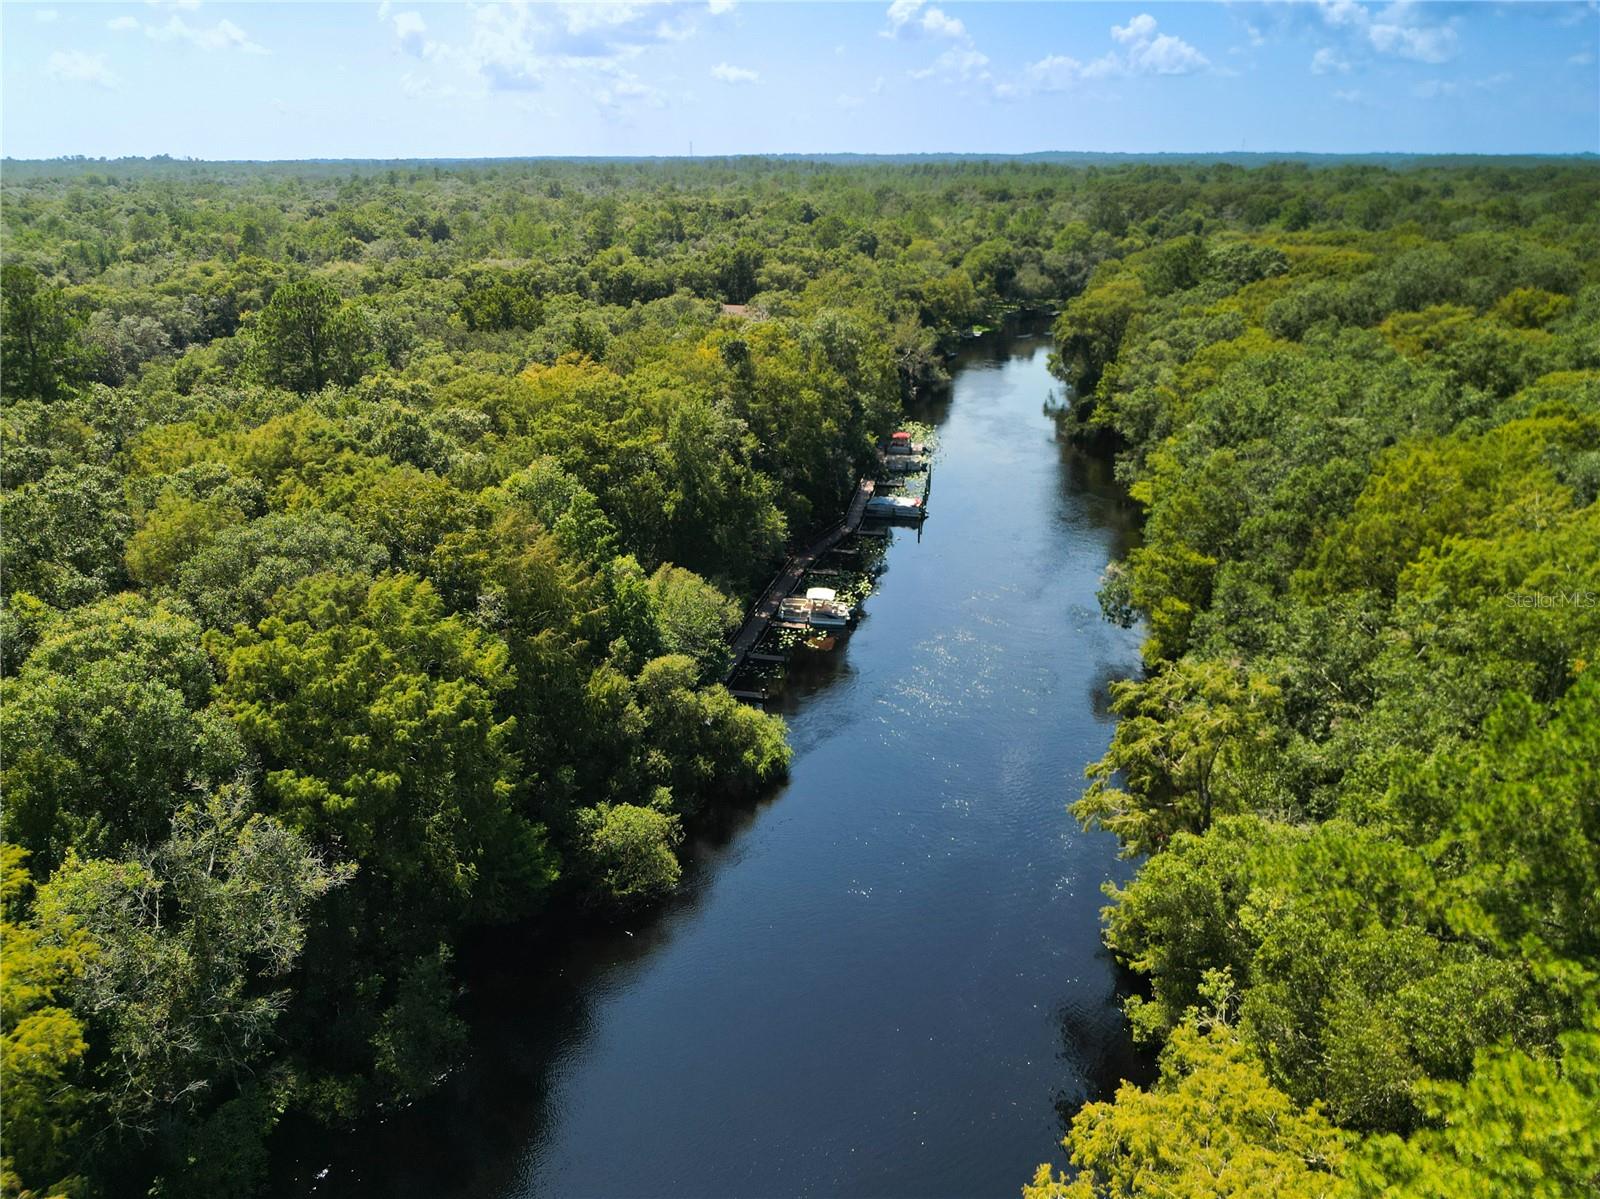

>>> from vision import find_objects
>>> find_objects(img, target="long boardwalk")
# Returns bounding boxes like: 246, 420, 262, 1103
723, 476, 876, 686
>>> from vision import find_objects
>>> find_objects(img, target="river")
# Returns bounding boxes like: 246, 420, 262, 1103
280, 321, 1149, 1199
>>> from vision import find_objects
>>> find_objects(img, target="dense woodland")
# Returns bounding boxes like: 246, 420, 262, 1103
0, 156, 1596, 1197
1028, 164, 1600, 1195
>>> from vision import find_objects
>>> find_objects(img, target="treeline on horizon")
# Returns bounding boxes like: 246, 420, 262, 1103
5, 150, 1593, 176
0, 156, 1595, 1197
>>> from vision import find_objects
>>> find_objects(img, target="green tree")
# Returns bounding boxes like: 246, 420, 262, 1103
633, 655, 791, 814
0, 465, 132, 608
0, 595, 245, 870
648, 563, 740, 681
0, 845, 93, 1197
1076, 659, 1283, 855
252, 278, 375, 394
168, 510, 387, 631
125, 493, 246, 587
1023, 1017, 1348, 1199
214, 572, 555, 923
32, 791, 347, 1167
1351, 1017, 1600, 1199
578, 801, 684, 908
2, 264, 93, 401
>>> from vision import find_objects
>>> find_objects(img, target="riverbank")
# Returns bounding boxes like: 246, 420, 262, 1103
273, 321, 1152, 1199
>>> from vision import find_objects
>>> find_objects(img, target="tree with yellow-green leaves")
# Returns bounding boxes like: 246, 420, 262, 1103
1, 845, 92, 1198
1076, 658, 1283, 856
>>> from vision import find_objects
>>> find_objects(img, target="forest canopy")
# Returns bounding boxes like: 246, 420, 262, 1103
1035, 160, 1600, 1197
1, 154, 1597, 1198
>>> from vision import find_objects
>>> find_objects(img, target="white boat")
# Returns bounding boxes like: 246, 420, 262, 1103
866, 494, 925, 521
804, 586, 851, 628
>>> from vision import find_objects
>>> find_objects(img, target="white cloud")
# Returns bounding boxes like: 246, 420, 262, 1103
883, 1, 966, 41
910, 45, 989, 81
1112, 14, 1209, 75
594, 71, 666, 110
1111, 13, 1158, 45
885, 0, 922, 36
710, 61, 759, 83
1311, 1, 1461, 66
423, 1, 709, 93
1012, 13, 1208, 94
400, 72, 458, 102
1024, 53, 1084, 92
889, 0, 986, 86
148, 15, 266, 53
389, 9, 427, 55
1087, 13, 1208, 78
920, 7, 966, 40
46, 50, 119, 88
1318, 0, 1369, 30
112, 11, 267, 53
35, 8, 58, 23
1311, 47, 1351, 74
708, 0, 736, 13
1367, 20, 1457, 64
1078, 53, 1124, 81
1413, 71, 1510, 100
392, 1, 704, 113
1134, 32, 1209, 74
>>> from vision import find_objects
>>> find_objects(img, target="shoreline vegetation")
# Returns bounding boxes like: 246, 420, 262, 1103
1, 156, 1596, 1198
1028, 165, 1599, 1197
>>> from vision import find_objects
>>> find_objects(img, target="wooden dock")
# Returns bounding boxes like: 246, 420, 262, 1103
723, 476, 876, 686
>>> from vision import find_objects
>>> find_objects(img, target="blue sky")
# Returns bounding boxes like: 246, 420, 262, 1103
3, 2, 1596, 158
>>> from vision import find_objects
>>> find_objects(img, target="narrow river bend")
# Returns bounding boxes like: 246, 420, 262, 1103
283, 323, 1148, 1199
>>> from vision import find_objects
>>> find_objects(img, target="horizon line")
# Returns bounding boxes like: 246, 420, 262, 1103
6, 149, 1599, 166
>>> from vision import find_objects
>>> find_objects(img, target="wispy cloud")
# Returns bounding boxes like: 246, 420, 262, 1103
1413, 71, 1511, 100
391, 10, 428, 56
46, 50, 119, 89
1311, 47, 1351, 74
711, 61, 759, 84
1020, 54, 1084, 93
910, 46, 990, 82
386, 1, 706, 113
109, 9, 267, 54
1312, 0, 1461, 65
887, 0, 990, 85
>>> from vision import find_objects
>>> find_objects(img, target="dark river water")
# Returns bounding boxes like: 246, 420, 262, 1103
280, 323, 1148, 1199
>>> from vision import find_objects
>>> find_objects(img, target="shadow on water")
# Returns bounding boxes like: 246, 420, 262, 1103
273, 795, 795, 1198
272, 314, 1155, 1199
1051, 955, 1160, 1133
